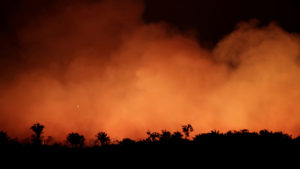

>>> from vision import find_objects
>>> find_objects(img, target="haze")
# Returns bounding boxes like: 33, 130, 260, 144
0, 0, 300, 141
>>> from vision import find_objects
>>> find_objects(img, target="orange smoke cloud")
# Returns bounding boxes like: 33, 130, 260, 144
0, 0, 300, 141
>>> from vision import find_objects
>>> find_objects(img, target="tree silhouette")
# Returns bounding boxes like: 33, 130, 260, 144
3, 123, 300, 157
96, 132, 110, 146
146, 131, 160, 142
30, 123, 44, 145
259, 129, 272, 136
210, 130, 220, 135
182, 124, 194, 139
0, 131, 9, 145
294, 136, 300, 144
171, 131, 183, 142
160, 130, 171, 142
120, 138, 135, 145
67, 132, 85, 148
241, 129, 249, 134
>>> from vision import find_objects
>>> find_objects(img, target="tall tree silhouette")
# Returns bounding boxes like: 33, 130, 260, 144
96, 132, 110, 146
182, 124, 194, 139
67, 132, 85, 148
30, 123, 44, 145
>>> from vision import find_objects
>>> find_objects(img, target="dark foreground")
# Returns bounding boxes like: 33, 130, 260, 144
1, 130, 300, 166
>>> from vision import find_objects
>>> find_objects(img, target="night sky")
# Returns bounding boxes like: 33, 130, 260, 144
144, 0, 300, 43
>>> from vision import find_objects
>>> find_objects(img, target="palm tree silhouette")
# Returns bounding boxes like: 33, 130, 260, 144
67, 132, 85, 148
96, 132, 110, 146
30, 123, 44, 145
182, 124, 194, 139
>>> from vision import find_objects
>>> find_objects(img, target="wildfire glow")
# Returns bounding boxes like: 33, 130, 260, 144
0, 0, 300, 141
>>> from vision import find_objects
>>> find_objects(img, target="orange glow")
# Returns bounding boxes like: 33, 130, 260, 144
0, 0, 300, 141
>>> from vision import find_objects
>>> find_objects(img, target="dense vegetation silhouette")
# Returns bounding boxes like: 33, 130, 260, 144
0, 131, 9, 145
1, 123, 300, 162
67, 132, 85, 148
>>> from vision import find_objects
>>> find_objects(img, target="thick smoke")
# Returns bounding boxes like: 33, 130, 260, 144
0, 0, 300, 141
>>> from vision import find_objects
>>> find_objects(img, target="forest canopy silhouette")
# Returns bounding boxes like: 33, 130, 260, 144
1, 122, 300, 163
1, 123, 300, 148
1, 124, 299, 167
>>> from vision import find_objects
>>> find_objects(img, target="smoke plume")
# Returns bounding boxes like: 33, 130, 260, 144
0, 0, 300, 141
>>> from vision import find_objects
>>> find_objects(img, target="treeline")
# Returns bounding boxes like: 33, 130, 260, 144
1, 123, 300, 148
1, 123, 298, 167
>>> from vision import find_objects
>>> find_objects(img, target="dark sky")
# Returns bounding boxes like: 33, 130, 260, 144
143, 0, 300, 47
1, 0, 300, 44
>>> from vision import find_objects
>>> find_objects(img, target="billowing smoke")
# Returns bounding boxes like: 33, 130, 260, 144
0, 0, 300, 141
